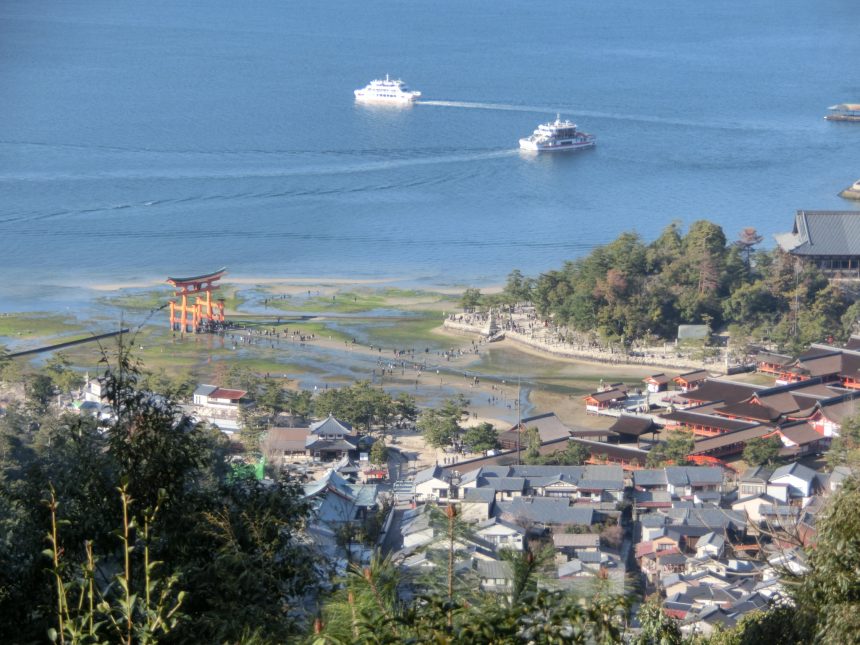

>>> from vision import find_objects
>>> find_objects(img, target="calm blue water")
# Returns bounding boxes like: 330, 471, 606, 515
2, 0, 859, 305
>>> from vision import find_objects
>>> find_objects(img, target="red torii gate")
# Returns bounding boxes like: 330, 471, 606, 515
167, 268, 227, 333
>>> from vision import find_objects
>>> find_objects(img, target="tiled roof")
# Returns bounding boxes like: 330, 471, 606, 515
608, 414, 657, 436
414, 465, 448, 485
463, 487, 496, 504
553, 533, 600, 548
739, 465, 772, 483
777, 210, 860, 256
675, 370, 710, 382
771, 461, 818, 484
756, 352, 793, 366
679, 380, 761, 405
475, 559, 513, 581
633, 490, 672, 505
506, 412, 574, 443
777, 423, 824, 446
567, 438, 649, 461
665, 466, 724, 486
491, 477, 527, 492
265, 427, 310, 452
645, 373, 671, 384
713, 402, 782, 422
583, 464, 625, 482
496, 498, 595, 526
633, 469, 668, 487
662, 409, 758, 432
692, 426, 770, 454
208, 387, 246, 400
309, 415, 353, 435
585, 388, 627, 403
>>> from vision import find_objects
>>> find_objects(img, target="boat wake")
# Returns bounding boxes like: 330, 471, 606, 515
417, 100, 554, 114
417, 100, 780, 132
0, 149, 518, 185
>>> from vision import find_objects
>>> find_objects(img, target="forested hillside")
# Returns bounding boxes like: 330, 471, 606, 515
470, 222, 860, 353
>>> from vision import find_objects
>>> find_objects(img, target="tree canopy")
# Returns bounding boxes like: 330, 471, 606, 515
0, 340, 318, 643
461, 222, 856, 351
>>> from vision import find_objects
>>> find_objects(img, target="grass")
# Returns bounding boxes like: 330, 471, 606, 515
97, 289, 169, 311
357, 313, 448, 348
266, 291, 388, 314
97, 285, 246, 315
263, 287, 453, 315
0, 313, 85, 340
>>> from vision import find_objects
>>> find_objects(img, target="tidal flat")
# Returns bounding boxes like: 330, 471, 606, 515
1, 279, 650, 428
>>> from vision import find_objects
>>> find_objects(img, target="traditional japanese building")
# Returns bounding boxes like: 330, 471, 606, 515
673, 370, 710, 393
606, 414, 659, 444
661, 409, 760, 438
498, 412, 573, 450
643, 373, 670, 393
583, 388, 628, 414
775, 210, 860, 277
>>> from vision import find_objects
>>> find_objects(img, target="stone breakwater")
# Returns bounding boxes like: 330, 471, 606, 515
443, 310, 716, 372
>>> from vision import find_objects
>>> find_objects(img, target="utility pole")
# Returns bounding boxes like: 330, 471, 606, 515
516, 376, 522, 465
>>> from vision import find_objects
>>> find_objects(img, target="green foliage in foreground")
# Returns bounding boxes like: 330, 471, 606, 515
311, 550, 629, 645
0, 339, 319, 643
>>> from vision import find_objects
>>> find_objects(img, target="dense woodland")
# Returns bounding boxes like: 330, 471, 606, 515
464, 221, 860, 354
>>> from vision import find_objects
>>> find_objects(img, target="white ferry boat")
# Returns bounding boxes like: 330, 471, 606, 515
825, 103, 860, 122
519, 115, 596, 152
354, 75, 421, 104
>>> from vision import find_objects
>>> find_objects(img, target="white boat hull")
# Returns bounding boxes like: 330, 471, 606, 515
354, 90, 421, 103
519, 138, 596, 152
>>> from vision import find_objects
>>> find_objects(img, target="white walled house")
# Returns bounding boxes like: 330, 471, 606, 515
475, 518, 526, 551
769, 462, 819, 501
414, 465, 452, 501
193, 384, 248, 409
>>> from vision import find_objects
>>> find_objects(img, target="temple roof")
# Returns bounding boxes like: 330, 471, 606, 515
776, 211, 860, 257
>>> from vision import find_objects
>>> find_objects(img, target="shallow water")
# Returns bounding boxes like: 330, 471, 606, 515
2, 0, 859, 306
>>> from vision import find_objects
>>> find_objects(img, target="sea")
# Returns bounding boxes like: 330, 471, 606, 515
2, 0, 859, 309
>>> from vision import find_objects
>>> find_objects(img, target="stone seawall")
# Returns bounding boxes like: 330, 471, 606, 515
444, 317, 715, 372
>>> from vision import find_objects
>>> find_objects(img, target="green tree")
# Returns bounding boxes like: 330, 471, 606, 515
560, 440, 590, 465
646, 431, 694, 467
503, 269, 533, 303
238, 406, 269, 452
45, 352, 85, 396
523, 426, 541, 464
0, 338, 315, 643
417, 408, 461, 449
635, 596, 682, 645
828, 413, 860, 468
370, 438, 388, 466
462, 422, 499, 453
25, 372, 55, 413
742, 436, 782, 466
314, 381, 394, 434
460, 287, 483, 311
286, 389, 313, 421
393, 392, 418, 427
258, 377, 285, 415
225, 364, 262, 399
776, 476, 860, 643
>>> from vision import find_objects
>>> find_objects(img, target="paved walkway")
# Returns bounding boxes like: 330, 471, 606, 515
444, 308, 723, 372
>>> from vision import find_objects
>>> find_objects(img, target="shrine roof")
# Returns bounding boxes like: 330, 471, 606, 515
167, 267, 227, 285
